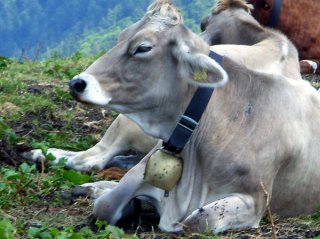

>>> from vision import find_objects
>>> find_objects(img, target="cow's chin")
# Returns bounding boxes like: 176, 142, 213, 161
72, 94, 112, 107
107, 103, 141, 114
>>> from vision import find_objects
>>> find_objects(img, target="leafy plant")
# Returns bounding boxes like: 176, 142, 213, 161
0, 121, 19, 144
0, 218, 16, 239
312, 207, 320, 223
0, 163, 39, 208
0, 56, 11, 70
0, 118, 11, 139
26, 223, 130, 239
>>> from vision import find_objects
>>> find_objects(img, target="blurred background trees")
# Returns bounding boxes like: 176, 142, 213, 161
0, 0, 215, 59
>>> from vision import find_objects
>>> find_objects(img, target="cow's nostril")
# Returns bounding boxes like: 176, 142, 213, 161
70, 78, 87, 93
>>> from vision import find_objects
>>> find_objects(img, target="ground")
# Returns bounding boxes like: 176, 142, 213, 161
0, 57, 320, 238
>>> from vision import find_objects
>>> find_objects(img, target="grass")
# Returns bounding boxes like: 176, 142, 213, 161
0, 53, 107, 150
0, 54, 131, 238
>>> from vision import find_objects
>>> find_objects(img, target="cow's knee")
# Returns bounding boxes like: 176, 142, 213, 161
182, 194, 260, 233
300, 60, 318, 74
92, 177, 143, 224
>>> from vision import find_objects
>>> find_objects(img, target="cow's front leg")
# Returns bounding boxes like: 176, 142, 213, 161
22, 114, 157, 172
71, 180, 119, 199
92, 147, 163, 224
183, 194, 261, 233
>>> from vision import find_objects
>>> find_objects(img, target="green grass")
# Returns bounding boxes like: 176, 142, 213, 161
0, 54, 130, 238
0, 53, 104, 149
0, 52, 95, 121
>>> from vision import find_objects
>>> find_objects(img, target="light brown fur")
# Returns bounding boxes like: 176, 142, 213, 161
249, 0, 320, 74
214, 0, 253, 14
201, 0, 301, 79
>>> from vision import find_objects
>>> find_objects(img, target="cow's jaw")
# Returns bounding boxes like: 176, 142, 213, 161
69, 73, 112, 106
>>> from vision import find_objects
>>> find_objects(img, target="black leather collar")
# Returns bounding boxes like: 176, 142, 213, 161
162, 51, 224, 154
268, 0, 283, 28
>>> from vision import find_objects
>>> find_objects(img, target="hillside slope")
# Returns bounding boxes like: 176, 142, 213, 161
0, 0, 215, 59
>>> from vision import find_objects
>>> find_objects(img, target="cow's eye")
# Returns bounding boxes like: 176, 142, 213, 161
133, 45, 152, 56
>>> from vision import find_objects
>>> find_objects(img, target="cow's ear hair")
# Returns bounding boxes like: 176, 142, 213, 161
171, 40, 228, 88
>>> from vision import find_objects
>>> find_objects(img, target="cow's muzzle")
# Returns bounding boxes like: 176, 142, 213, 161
69, 77, 87, 97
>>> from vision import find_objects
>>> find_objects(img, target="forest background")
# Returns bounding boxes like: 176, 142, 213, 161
0, 0, 216, 59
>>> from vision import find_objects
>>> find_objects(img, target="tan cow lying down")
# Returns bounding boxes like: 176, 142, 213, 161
34, 0, 320, 233
200, 0, 301, 80
25, 0, 303, 174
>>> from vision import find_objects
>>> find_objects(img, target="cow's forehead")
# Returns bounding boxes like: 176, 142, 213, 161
117, 3, 183, 43
117, 20, 146, 43
117, 21, 177, 50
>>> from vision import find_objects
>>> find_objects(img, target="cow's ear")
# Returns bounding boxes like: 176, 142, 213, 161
171, 41, 228, 88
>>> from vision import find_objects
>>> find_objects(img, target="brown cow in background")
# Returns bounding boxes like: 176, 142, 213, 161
248, 0, 320, 74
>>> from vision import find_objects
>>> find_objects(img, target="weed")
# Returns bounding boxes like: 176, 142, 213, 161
312, 207, 320, 223
26, 222, 133, 239
0, 119, 18, 143
0, 55, 124, 238
0, 218, 16, 239
0, 118, 11, 139
0, 56, 11, 70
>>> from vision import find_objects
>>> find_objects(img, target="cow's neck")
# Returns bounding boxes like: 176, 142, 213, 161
125, 85, 197, 141
236, 20, 271, 45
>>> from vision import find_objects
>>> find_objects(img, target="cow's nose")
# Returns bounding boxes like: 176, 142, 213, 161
69, 77, 87, 93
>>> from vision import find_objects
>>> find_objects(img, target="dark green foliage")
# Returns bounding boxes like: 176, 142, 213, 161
312, 207, 320, 223
0, 0, 216, 59
0, 56, 11, 70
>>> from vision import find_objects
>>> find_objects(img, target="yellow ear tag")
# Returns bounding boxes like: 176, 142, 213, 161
144, 149, 183, 193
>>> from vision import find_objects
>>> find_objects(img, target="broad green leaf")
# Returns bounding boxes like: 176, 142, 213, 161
0, 219, 15, 239
7, 131, 17, 144
62, 170, 90, 185
46, 153, 57, 162
0, 119, 10, 139
27, 227, 41, 237
0, 183, 6, 191
39, 231, 53, 239
104, 225, 125, 239
4, 170, 20, 180
19, 163, 36, 174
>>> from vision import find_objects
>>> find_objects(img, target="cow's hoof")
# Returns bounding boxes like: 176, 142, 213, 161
70, 186, 92, 199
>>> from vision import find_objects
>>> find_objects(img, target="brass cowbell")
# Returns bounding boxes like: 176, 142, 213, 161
144, 148, 183, 193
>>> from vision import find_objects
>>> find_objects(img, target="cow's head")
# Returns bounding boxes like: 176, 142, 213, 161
200, 0, 258, 46
246, 0, 274, 25
69, 0, 227, 140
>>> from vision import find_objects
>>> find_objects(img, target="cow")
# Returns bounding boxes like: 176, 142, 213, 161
247, 0, 320, 74
24, 0, 303, 175
200, 0, 301, 80
62, 0, 320, 233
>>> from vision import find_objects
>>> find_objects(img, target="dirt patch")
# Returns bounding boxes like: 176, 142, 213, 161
0, 139, 32, 168
218, 222, 320, 239
0, 102, 21, 116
